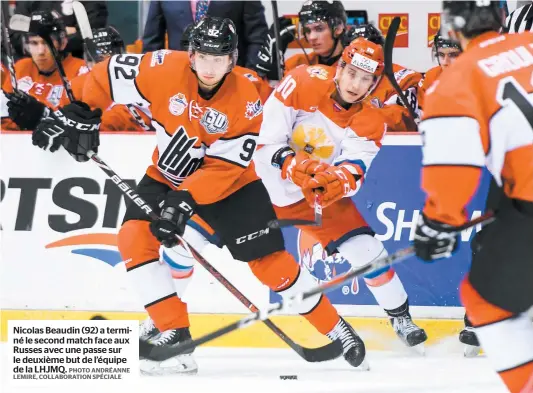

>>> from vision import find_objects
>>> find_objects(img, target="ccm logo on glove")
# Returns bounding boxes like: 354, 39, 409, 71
54, 110, 101, 131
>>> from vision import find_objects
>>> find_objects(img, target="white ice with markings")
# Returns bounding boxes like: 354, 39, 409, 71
1, 342, 506, 393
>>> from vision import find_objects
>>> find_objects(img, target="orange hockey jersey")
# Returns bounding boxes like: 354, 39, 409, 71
285, 52, 421, 131
234, 66, 272, 103
82, 51, 263, 205
1, 55, 87, 130
417, 65, 442, 109
420, 31, 533, 226
67, 72, 154, 131
2, 55, 88, 108
254, 64, 389, 207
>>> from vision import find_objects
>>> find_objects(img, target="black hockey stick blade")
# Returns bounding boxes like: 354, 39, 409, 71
383, 17, 418, 123
268, 218, 319, 229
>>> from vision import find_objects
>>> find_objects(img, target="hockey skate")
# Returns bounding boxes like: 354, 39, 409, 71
459, 315, 480, 357
139, 317, 160, 341
327, 317, 369, 370
140, 327, 198, 376
387, 303, 427, 355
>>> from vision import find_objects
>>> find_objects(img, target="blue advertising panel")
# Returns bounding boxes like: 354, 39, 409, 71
273, 145, 491, 307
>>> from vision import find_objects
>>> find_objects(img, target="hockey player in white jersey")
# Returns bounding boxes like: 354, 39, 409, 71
253, 37, 428, 350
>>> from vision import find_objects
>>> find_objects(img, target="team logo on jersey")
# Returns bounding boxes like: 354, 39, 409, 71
244, 99, 263, 120
151, 49, 172, 67
200, 108, 229, 134
291, 124, 334, 160
46, 85, 64, 107
394, 68, 415, 83
307, 66, 328, 80
169, 93, 188, 116
17, 76, 33, 93
297, 230, 359, 295
157, 126, 203, 186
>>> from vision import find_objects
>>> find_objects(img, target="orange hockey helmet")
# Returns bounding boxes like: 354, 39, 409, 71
340, 37, 384, 76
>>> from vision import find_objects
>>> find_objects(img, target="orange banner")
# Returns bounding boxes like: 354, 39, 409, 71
378, 14, 409, 48
427, 13, 441, 47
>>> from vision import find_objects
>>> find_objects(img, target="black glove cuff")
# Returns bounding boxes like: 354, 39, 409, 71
271, 146, 295, 169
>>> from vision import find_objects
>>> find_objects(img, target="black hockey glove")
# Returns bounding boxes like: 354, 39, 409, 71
32, 109, 67, 153
253, 17, 295, 80
6, 90, 47, 130
56, 101, 101, 162
413, 213, 460, 262
149, 190, 197, 248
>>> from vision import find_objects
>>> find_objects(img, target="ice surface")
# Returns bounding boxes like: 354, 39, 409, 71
1, 343, 506, 393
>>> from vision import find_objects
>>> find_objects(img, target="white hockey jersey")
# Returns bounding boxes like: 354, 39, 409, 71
254, 65, 389, 207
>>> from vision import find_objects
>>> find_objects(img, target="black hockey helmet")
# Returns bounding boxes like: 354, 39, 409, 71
441, 1, 503, 40
26, 10, 66, 42
434, 31, 461, 50
180, 24, 194, 51
189, 16, 238, 55
298, 0, 347, 28
342, 23, 384, 47
92, 26, 125, 60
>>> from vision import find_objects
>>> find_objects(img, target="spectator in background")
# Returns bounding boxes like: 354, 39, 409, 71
141, 0, 267, 68
10, 1, 108, 60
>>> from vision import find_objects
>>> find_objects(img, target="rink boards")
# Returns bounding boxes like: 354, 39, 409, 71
0, 132, 489, 348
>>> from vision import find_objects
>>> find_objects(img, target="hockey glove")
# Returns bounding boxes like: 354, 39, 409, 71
278, 149, 328, 188
413, 213, 460, 262
149, 190, 197, 248
253, 17, 295, 80
56, 101, 101, 162
302, 166, 358, 208
32, 109, 67, 153
6, 90, 47, 131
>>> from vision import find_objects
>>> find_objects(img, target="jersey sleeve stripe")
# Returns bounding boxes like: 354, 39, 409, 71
205, 134, 258, 169
420, 116, 486, 167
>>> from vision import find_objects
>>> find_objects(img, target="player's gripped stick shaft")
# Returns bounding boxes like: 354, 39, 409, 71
1, 2, 18, 90
140, 210, 495, 362
85, 151, 343, 363
9, 13, 75, 102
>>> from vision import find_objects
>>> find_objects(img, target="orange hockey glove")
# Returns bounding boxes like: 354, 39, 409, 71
281, 151, 329, 187
302, 166, 358, 208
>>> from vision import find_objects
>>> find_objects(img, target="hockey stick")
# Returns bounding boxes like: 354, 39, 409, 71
85, 151, 342, 363
1, 2, 18, 90
383, 17, 418, 123
268, 193, 322, 228
141, 210, 496, 361
9, 14, 75, 102
72, 1, 97, 65
271, 0, 284, 80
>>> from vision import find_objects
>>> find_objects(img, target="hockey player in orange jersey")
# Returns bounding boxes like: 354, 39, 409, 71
254, 37, 428, 352
33, 17, 366, 375
2, 11, 88, 131
65, 26, 154, 132
417, 32, 461, 109
343, 23, 423, 131
253, 1, 346, 83
181, 23, 272, 103
413, 2, 533, 392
